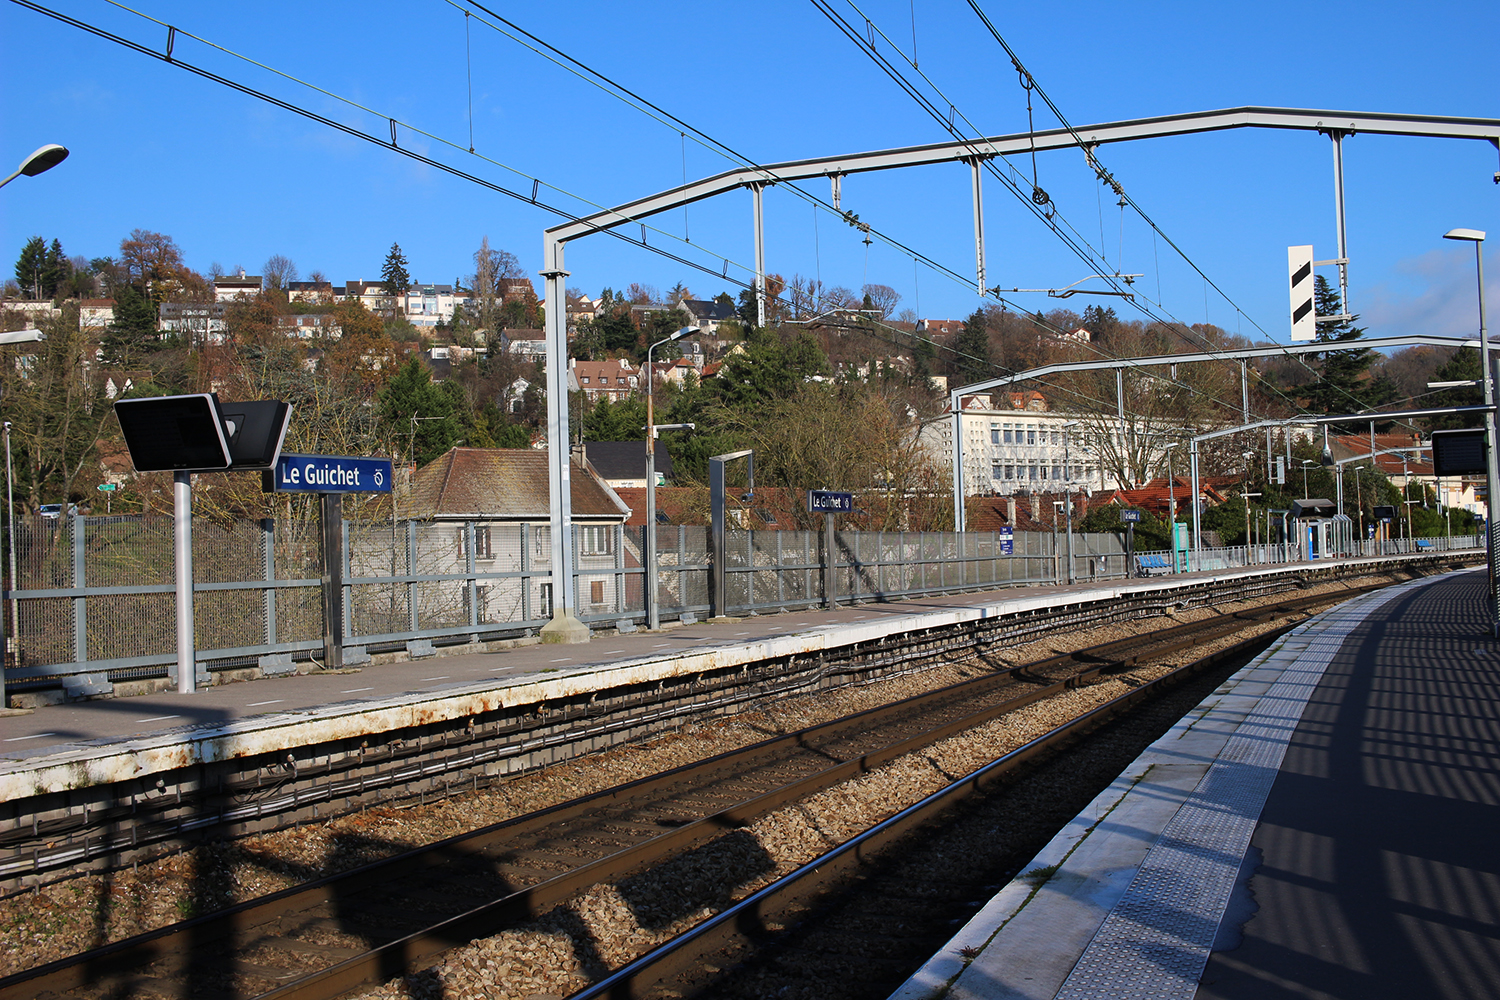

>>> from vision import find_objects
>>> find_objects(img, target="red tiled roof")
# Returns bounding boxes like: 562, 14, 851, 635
406, 448, 627, 520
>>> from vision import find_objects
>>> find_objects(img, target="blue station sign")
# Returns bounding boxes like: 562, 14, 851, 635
265, 454, 393, 494
807, 489, 854, 513
1120, 508, 1143, 523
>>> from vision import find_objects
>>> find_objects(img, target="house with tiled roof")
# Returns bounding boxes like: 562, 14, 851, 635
568, 357, 640, 401
676, 297, 738, 335
398, 448, 633, 621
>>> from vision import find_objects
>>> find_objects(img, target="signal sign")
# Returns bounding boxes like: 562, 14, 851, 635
1288, 245, 1315, 342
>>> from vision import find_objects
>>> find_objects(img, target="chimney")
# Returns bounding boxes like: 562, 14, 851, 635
1030, 494, 1041, 521
1007, 496, 1017, 525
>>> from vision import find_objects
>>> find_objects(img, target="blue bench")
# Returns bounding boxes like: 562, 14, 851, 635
1136, 554, 1172, 575
1415, 539, 1435, 550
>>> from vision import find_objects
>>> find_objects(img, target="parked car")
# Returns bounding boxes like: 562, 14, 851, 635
38, 503, 74, 519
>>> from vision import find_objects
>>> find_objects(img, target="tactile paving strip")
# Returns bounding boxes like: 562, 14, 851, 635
1052, 580, 1429, 1000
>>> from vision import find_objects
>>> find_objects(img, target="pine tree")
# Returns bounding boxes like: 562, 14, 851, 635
42, 239, 70, 300
954, 309, 992, 386
1303, 276, 1396, 413
101, 284, 159, 366
381, 242, 410, 300
13, 236, 45, 298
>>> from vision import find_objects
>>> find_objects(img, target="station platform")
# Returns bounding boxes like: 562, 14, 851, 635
0, 555, 1422, 802
889, 565, 1500, 1000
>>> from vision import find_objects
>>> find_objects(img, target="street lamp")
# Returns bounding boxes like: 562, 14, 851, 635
1444, 227, 1496, 634
0, 144, 69, 190
1301, 459, 1316, 498
645, 325, 698, 630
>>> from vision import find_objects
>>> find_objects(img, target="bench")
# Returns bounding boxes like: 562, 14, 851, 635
1135, 554, 1173, 575
1415, 539, 1435, 550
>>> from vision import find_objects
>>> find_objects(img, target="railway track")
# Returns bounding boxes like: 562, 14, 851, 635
0, 579, 1394, 1000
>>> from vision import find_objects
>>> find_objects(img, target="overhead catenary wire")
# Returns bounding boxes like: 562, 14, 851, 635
826, 0, 1389, 428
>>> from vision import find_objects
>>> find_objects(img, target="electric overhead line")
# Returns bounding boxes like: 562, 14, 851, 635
825, 0, 1394, 431
449, 0, 1066, 324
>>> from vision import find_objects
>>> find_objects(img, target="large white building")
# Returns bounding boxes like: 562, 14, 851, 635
920, 395, 1183, 498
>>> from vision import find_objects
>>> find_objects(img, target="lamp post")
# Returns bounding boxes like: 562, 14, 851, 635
1062, 422, 1078, 584
1301, 459, 1316, 498
1444, 227, 1496, 634
1353, 465, 1366, 553
1164, 443, 1179, 573
645, 326, 697, 630
0, 144, 68, 191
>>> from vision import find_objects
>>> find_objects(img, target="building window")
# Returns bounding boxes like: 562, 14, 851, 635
992, 464, 1003, 480
1029, 464, 1039, 480
991, 426, 1001, 445
590, 579, 605, 604
1005, 465, 1015, 480
1003, 423, 1014, 444
1027, 426, 1037, 446
579, 525, 614, 555
581, 376, 590, 384
458, 525, 493, 560
1051, 430, 1061, 445
1052, 463, 1062, 481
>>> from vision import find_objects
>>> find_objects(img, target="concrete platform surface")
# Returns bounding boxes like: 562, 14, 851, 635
889, 566, 1500, 1000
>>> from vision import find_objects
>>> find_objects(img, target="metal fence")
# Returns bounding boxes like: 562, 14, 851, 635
1, 513, 1482, 697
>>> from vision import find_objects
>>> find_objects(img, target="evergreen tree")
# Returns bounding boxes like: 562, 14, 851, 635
13, 236, 46, 298
377, 357, 459, 465
43, 240, 71, 300
1428, 347, 1484, 430
381, 242, 411, 300
954, 308, 992, 386
1303, 276, 1397, 413
101, 284, 159, 366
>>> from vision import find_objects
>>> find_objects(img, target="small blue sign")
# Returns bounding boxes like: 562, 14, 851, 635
807, 489, 854, 513
267, 454, 393, 493
999, 525, 1014, 556
1121, 508, 1143, 523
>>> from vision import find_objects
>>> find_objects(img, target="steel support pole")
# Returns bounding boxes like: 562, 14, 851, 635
540, 238, 587, 643
752, 183, 767, 329
645, 363, 659, 631
320, 492, 344, 670
951, 396, 966, 532
2, 421, 13, 705
173, 471, 195, 694
1331, 131, 1350, 313
969, 157, 987, 295
1240, 361, 1250, 423
1190, 440, 1202, 569
1474, 241, 1499, 634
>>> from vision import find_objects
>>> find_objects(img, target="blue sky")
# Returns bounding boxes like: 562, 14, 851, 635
2, 0, 1495, 344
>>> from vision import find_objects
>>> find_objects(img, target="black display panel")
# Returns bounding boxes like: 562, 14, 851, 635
114, 394, 232, 472
1431, 428, 1487, 477
220, 400, 292, 470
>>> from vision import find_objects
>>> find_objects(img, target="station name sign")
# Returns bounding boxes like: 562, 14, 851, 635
807, 489, 854, 513
263, 454, 393, 494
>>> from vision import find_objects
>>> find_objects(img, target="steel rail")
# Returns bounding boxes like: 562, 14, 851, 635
0, 577, 1399, 1000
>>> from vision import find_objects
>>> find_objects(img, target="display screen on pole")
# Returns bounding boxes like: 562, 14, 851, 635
114, 393, 232, 472
1431, 428, 1487, 477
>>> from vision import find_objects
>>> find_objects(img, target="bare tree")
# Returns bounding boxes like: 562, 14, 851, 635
861, 283, 900, 319
263, 254, 298, 291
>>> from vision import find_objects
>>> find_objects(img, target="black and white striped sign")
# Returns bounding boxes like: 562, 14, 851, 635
1288, 245, 1315, 341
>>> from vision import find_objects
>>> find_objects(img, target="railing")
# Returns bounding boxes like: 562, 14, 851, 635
0, 513, 1481, 698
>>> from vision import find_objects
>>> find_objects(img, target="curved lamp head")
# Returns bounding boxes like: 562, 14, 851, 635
1444, 228, 1486, 243
18, 144, 68, 177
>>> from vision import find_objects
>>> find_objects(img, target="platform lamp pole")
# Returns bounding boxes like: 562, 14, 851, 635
1444, 228, 1496, 635
645, 326, 697, 630
2, 421, 12, 707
